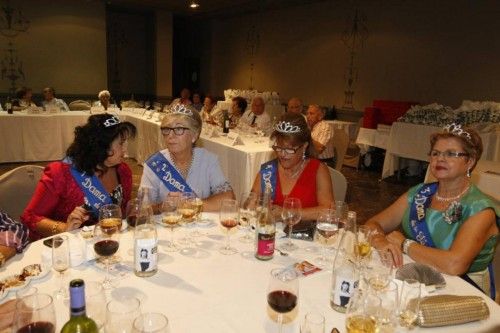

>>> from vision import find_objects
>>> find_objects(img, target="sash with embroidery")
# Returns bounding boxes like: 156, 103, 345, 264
145, 152, 193, 193
260, 159, 278, 200
408, 183, 437, 248
68, 164, 113, 216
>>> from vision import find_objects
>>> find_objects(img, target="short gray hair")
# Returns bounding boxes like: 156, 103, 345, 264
98, 90, 111, 98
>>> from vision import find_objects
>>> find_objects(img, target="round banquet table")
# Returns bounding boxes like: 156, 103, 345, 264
1, 213, 499, 332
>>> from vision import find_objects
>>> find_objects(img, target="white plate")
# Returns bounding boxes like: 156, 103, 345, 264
1, 275, 29, 292
22, 264, 50, 281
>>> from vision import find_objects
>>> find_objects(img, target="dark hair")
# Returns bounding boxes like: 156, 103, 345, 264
16, 87, 31, 99
430, 126, 483, 170
271, 112, 311, 147
204, 95, 216, 105
43, 87, 56, 96
66, 113, 136, 174
232, 96, 247, 113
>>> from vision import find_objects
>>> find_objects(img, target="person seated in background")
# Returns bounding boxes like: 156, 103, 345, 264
0, 210, 30, 267
251, 113, 334, 220
287, 97, 306, 119
21, 114, 136, 239
140, 104, 234, 211
93, 90, 117, 110
192, 92, 203, 112
170, 88, 192, 108
307, 104, 334, 165
240, 96, 272, 135
12, 87, 36, 111
42, 87, 69, 112
221, 96, 246, 128
200, 95, 221, 123
365, 124, 499, 299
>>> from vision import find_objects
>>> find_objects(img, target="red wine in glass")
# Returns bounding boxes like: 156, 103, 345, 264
221, 219, 238, 229
17, 322, 55, 333
94, 239, 119, 257
267, 290, 298, 313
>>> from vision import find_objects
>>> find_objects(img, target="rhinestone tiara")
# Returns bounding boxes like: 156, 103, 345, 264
170, 104, 193, 117
274, 121, 301, 134
443, 123, 472, 141
103, 115, 120, 128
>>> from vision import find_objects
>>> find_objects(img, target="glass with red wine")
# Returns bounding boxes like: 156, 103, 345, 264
267, 268, 299, 333
94, 204, 122, 289
126, 198, 153, 229
13, 294, 56, 333
219, 198, 239, 255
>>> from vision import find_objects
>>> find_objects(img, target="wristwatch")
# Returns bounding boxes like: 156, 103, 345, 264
402, 238, 417, 255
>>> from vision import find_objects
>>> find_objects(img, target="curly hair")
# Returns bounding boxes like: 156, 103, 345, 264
271, 112, 311, 146
66, 113, 136, 174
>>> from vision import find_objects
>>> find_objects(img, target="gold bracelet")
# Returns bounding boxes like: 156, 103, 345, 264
51, 222, 60, 235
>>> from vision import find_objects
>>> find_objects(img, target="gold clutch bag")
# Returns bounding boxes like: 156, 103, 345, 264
415, 295, 490, 327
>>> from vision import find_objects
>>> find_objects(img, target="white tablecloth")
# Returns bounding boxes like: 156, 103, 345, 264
216, 101, 285, 121
381, 122, 500, 179
355, 125, 391, 154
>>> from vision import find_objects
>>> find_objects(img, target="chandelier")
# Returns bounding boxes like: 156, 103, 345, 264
0, 0, 30, 38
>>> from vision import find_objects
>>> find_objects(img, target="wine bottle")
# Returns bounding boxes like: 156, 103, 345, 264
134, 191, 158, 277
330, 211, 359, 313
255, 188, 275, 260
6, 96, 12, 114
61, 279, 99, 333
223, 110, 230, 134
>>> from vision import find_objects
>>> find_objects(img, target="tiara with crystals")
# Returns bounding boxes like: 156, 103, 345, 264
443, 123, 472, 141
274, 121, 301, 134
170, 104, 193, 117
103, 115, 120, 128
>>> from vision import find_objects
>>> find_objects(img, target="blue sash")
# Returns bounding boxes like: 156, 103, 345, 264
260, 159, 278, 200
68, 165, 113, 216
145, 152, 193, 193
408, 183, 437, 248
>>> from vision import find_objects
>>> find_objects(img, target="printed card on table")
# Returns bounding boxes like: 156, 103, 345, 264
287, 260, 322, 277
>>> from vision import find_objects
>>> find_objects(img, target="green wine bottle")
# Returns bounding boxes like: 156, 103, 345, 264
61, 279, 99, 333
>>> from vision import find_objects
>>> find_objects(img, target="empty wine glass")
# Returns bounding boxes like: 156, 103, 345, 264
373, 281, 399, 333
238, 192, 259, 243
93, 219, 121, 290
333, 201, 348, 222
300, 312, 325, 333
281, 197, 302, 251
52, 235, 70, 299
106, 296, 141, 333
85, 281, 107, 330
267, 268, 299, 333
219, 199, 239, 255
161, 197, 182, 252
314, 208, 338, 267
13, 294, 56, 333
133, 313, 170, 333
398, 279, 421, 329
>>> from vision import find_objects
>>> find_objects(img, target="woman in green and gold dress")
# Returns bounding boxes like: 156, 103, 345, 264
365, 123, 499, 298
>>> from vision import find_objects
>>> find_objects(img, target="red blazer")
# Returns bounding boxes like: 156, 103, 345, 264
21, 161, 132, 240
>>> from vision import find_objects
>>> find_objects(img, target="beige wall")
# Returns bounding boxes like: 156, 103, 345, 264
156, 11, 173, 98
1, 0, 107, 95
209, 0, 500, 109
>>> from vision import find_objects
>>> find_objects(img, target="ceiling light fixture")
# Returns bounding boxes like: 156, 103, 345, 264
189, 1, 200, 9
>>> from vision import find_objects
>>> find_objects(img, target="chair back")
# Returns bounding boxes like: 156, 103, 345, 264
332, 129, 349, 171
68, 100, 91, 111
327, 166, 347, 202
0, 165, 44, 219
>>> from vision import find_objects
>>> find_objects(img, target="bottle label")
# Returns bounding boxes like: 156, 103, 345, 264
331, 275, 358, 308
257, 232, 275, 256
135, 239, 158, 273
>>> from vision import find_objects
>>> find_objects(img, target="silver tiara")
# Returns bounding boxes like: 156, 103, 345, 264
103, 115, 120, 128
274, 121, 301, 134
171, 104, 193, 117
443, 123, 472, 141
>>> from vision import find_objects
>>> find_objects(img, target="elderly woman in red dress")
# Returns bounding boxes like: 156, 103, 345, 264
21, 114, 136, 239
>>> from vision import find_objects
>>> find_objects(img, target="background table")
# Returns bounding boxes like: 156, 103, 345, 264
2, 213, 499, 332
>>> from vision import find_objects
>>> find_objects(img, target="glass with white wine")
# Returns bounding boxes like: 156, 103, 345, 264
356, 226, 373, 260
314, 208, 338, 267
176, 192, 197, 246
363, 250, 394, 293
345, 291, 381, 333
398, 279, 421, 329
161, 197, 182, 252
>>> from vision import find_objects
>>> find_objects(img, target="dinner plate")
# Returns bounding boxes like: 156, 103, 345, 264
22, 263, 50, 281
0, 275, 29, 292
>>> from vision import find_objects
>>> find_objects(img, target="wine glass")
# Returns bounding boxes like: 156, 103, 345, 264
85, 281, 107, 330
133, 313, 170, 333
190, 191, 205, 238
372, 281, 399, 333
126, 198, 153, 229
345, 291, 381, 333
176, 192, 197, 246
13, 294, 56, 333
314, 208, 338, 267
161, 197, 182, 252
300, 312, 325, 333
398, 279, 421, 329
93, 219, 121, 290
281, 197, 302, 251
356, 226, 373, 262
363, 250, 394, 293
267, 268, 299, 333
52, 235, 70, 299
238, 192, 259, 243
99, 204, 123, 232
219, 198, 239, 255
105, 297, 141, 333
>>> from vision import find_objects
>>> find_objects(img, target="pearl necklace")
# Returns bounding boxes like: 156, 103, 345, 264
172, 152, 195, 178
435, 184, 470, 202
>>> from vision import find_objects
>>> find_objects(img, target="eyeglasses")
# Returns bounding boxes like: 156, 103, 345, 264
272, 145, 301, 155
429, 150, 469, 159
161, 127, 190, 136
